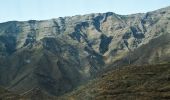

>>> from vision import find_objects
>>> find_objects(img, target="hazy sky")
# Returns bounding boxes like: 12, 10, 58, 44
0, 0, 170, 22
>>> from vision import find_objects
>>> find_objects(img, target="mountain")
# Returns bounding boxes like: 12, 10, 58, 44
0, 6, 170, 98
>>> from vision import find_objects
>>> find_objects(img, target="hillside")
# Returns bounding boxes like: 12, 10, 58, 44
61, 63, 170, 100
1, 63, 170, 100
0, 86, 21, 100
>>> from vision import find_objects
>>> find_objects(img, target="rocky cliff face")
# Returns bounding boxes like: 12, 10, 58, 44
0, 6, 170, 96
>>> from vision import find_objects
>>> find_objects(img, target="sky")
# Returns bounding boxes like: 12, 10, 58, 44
0, 0, 170, 23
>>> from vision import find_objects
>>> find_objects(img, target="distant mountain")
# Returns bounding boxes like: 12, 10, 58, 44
0, 6, 170, 98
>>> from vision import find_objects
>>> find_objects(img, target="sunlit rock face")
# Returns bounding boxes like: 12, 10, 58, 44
0, 6, 170, 96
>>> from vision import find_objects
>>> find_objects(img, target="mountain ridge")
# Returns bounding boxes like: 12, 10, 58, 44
1, 5, 169, 24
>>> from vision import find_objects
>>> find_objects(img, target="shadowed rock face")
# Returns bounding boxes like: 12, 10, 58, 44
99, 34, 113, 54
0, 6, 170, 97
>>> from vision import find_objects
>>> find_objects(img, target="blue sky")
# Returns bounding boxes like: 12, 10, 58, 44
0, 0, 170, 22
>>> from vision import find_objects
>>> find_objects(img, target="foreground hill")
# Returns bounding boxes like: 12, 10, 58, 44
61, 63, 170, 100
1, 63, 170, 100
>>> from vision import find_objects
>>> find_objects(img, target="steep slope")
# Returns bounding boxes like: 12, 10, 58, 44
61, 63, 170, 100
127, 32, 170, 65
0, 6, 170, 96
114, 32, 170, 67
